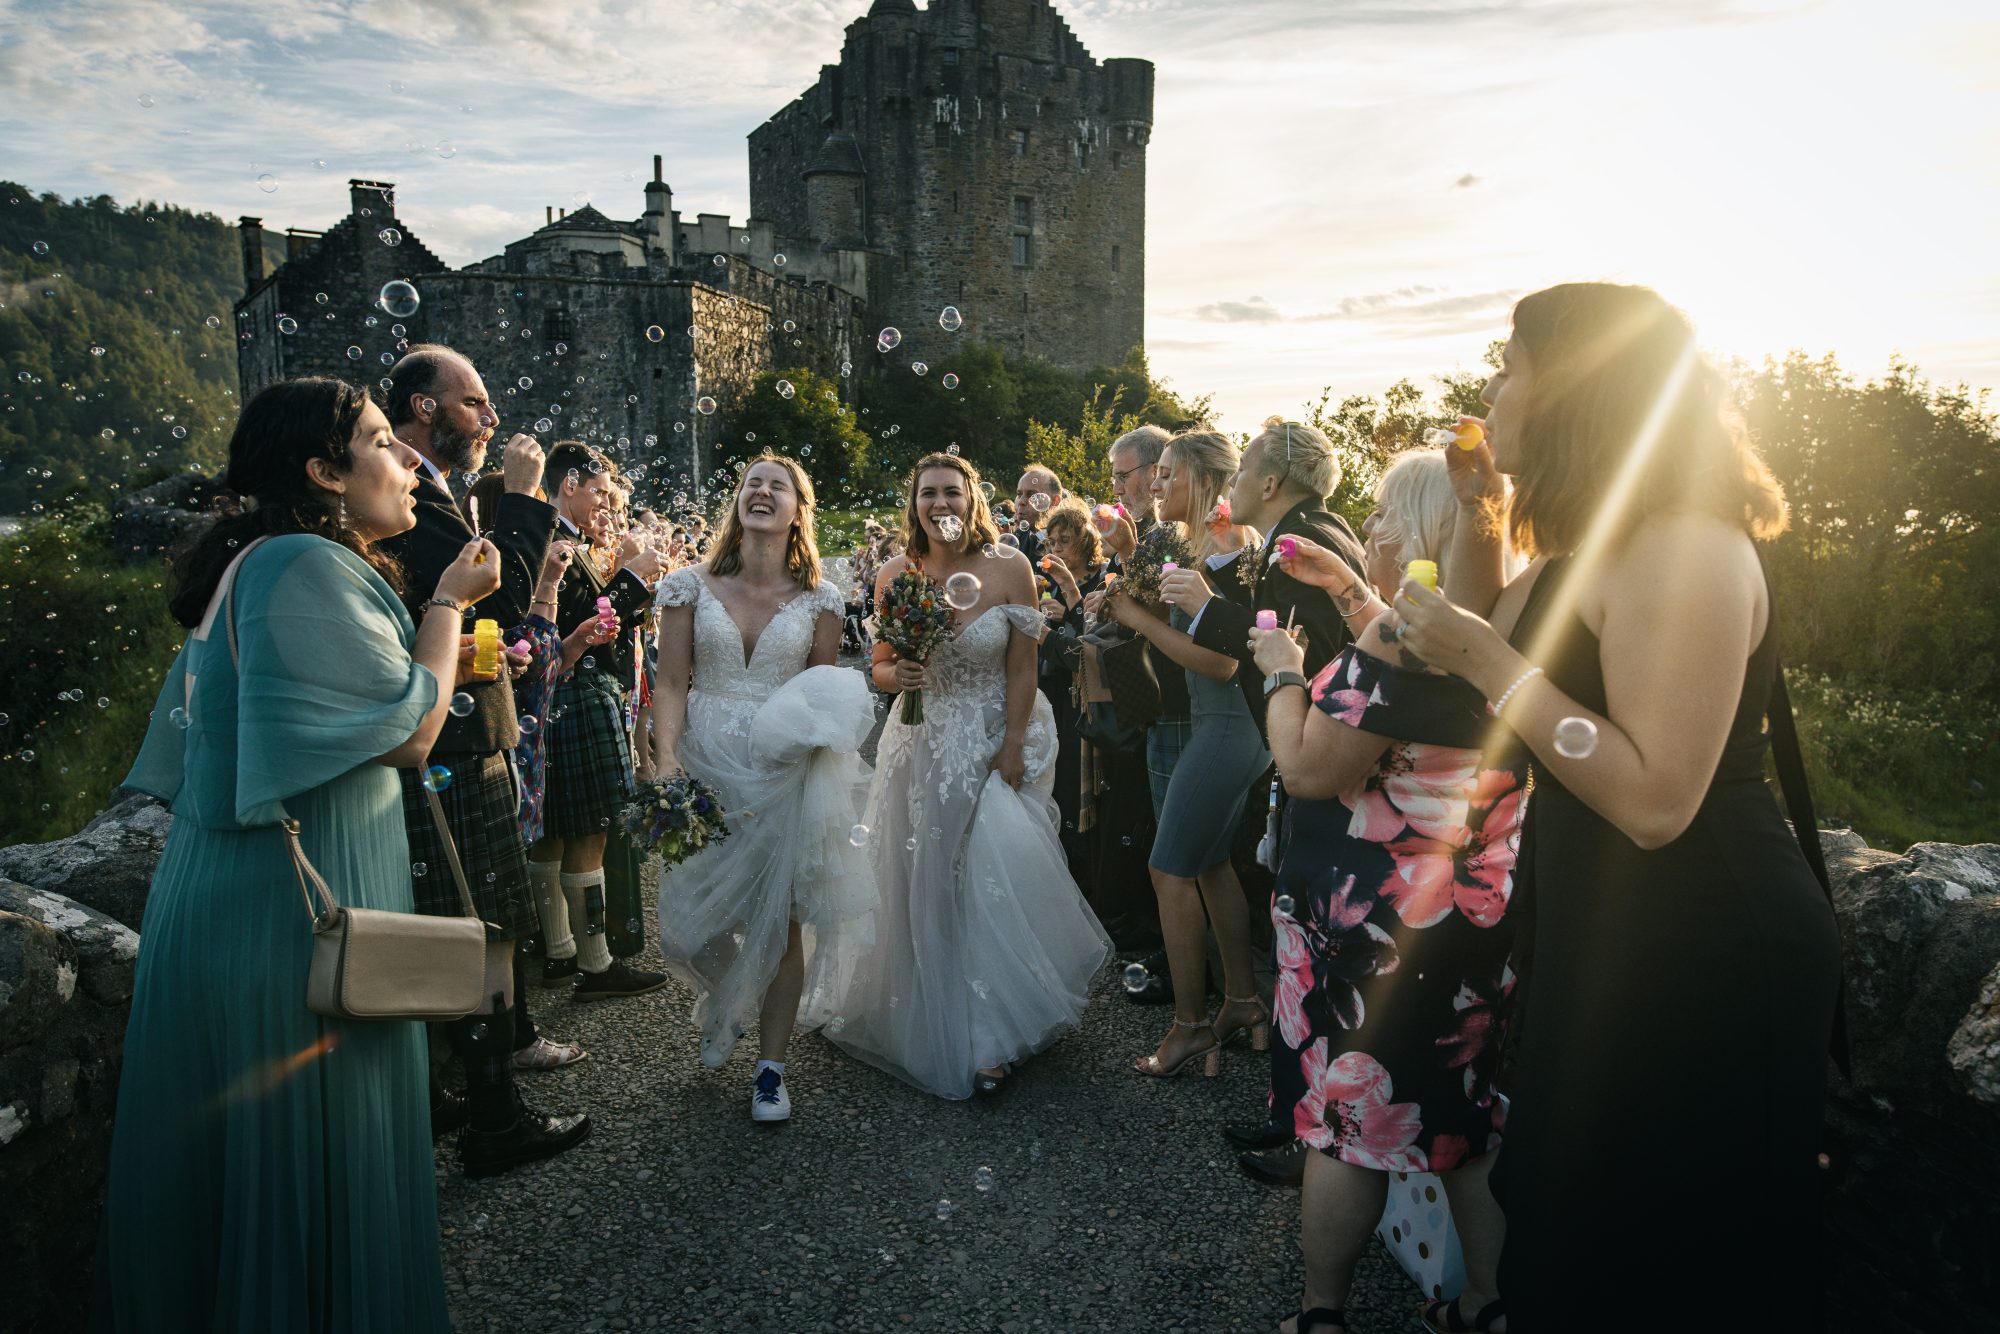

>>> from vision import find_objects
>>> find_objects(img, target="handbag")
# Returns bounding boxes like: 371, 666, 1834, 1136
203, 536, 490, 1022
1074, 626, 1154, 752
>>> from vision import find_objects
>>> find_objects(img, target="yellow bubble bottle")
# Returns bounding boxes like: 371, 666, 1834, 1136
1406, 559, 1439, 591
472, 619, 502, 678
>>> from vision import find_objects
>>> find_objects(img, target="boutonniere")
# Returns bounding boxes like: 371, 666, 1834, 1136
1236, 542, 1263, 592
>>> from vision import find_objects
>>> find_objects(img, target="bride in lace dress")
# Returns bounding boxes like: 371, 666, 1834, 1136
829, 453, 1111, 1100
648, 455, 874, 1122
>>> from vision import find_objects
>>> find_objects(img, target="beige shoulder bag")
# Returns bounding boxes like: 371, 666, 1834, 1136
205, 537, 489, 1022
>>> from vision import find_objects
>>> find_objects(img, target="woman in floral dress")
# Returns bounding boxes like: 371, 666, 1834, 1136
1250, 450, 1522, 1334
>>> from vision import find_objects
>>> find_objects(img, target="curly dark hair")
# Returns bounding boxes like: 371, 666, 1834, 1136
167, 377, 405, 627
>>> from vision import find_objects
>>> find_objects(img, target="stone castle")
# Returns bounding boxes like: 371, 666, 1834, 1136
232, 0, 1153, 492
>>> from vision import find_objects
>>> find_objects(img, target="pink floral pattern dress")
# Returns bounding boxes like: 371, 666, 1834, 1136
1268, 646, 1526, 1173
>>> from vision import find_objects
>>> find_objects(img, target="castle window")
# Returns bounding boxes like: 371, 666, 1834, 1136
544, 307, 573, 344
1013, 234, 1032, 267
935, 121, 951, 149
1111, 150, 1124, 170
1011, 128, 1029, 157
1012, 196, 1032, 229
1111, 245, 1121, 273
942, 48, 958, 66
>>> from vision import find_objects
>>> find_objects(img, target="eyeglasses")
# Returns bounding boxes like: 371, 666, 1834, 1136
1112, 462, 1148, 486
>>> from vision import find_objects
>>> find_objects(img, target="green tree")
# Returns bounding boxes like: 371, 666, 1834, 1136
724, 367, 873, 504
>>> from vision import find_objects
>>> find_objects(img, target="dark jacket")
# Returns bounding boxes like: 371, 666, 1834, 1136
1190, 500, 1368, 739
379, 468, 557, 756
551, 519, 654, 686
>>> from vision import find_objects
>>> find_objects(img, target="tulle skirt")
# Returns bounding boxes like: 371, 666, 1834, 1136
656, 665, 876, 1066
826, 689, 1110, 1099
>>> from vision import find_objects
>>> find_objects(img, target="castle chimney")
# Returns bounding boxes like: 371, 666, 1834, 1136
644, 154, 675, 258
348, 179, 395, 217
546, 205, 553, 225
238, 217, 265, 292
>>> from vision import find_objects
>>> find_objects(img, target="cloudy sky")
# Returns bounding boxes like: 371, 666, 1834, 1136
3, 0, 1995, 431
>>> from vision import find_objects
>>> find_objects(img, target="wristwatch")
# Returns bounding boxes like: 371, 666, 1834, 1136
1262, 670, 1309, 699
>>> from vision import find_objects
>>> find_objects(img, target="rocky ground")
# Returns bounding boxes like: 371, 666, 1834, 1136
435, 960, 1416, 1334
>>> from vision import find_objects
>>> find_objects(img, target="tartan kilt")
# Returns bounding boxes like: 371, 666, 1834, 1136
543, 672, 635, 840
400, 752, 537, 941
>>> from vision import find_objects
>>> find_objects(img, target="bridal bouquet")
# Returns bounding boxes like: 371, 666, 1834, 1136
1119, 522, 1195, 610
621, 772, 731, 867
876, 566, 955, 725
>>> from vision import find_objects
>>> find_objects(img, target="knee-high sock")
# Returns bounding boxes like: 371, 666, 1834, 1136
531, 859, 574, 960
563, 869, 612, 973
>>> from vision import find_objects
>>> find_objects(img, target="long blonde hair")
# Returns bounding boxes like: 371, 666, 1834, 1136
705, 452, 822, 590
1163, 429, 1242, 559
1372, 449, 1459, 568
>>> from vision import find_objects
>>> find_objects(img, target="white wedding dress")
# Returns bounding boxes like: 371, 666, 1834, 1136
653, 566, 875, 1067
826, 602, 1111, 1099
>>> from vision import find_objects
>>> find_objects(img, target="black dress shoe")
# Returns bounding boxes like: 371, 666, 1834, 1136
430, 1090, 468, 1141
1237, 1138, 1307, 1187
573, 960, 667, 1001
460, 1107, 593, 1179
1224, 1121, 1293, 1152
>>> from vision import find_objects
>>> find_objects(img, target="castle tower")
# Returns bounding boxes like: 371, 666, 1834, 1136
748, 0, 1152, 372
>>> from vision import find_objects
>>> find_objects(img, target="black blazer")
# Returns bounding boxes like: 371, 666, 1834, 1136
1190, 500, 1368, 739
378, 469, 557, 756
551, 520, 654, 685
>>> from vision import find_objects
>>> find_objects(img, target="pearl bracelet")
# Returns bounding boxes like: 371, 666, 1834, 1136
1489, 665, 1544, 717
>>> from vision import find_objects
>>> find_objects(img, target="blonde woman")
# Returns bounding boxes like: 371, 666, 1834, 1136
1097, 429, 1273, 1079
649, 454, 874, 1122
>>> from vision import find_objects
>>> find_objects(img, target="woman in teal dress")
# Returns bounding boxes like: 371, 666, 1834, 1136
92, 378, 502, 1333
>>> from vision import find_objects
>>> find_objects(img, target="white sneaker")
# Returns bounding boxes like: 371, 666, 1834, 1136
750, 1067, 790, 1123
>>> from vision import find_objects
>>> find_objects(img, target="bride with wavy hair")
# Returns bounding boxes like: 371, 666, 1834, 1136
648, 452, 874, 1123
827, 452, 1111, 1099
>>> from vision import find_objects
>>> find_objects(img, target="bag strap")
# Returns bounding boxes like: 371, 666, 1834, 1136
202, 536, 480, 927
1766, 655, 1853, 1076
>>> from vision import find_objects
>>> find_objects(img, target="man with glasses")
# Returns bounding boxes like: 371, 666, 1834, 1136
1103, 424, 1170, 571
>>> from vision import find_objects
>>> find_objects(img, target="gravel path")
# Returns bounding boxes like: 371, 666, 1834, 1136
437, 667, 1420, 1332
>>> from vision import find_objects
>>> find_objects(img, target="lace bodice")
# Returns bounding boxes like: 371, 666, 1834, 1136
657, 566, 844, 742
885, 603, 1056, 801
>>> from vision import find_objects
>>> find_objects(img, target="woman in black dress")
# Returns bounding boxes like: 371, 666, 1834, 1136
1395, 283, 1843, 1331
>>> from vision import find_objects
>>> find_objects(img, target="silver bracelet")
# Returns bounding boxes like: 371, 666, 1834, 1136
1489, 665, 1544, 716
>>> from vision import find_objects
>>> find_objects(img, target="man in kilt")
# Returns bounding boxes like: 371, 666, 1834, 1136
531, 441, 669, 1000
381, 345, 591, 1178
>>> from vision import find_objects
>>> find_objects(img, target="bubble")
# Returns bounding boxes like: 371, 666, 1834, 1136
849, 824, 870, 848
375, 227, 403, 247
973, 1166, 996, 1193
840, 362, 852, 377
776, 379, 795, 399
449, 692, 475, 717
876, 327, 902, 352
256, 173, 278, 193
0, 713, 8, 727
535, 417, 553, 433
712, 254, 727, 268
939, 306, 964, 332
1029, 491, 1052, 513
646, 325, 666, 343
519, 715, 539, 735
310, 158, 327, 170
934, 1199, 955, 1221
904, 836, 919, 852
935, 514, 964, 543
96, 696, 110, 709
137, 94, 155, 109
470, 1021, 487, 1040
696, 396, 717, 416
18, 750, 34, 763
276, 315, 299, 335
554, 341, 568, 355
773, 252, 786, 266
314, 291, 330, 306
471, 1212, 489, 1230
377, 280, 420, 317
168, 706, 191, 729
390, 322, 407, 337
941, 373, 960, 389
941, 572, 984, 611
782, 319, 798, 334
1275, 894, 1296, 917
412, 861, 428, 877
1122, 962, 1150, 993
1553, 716, 1599, 759
997, 532, 1020, 550
205, 314, 223, 329
346, 345, 363, 360
172, 426, 188, 439
422, 764, 453, 793
435, 141, 456, 159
